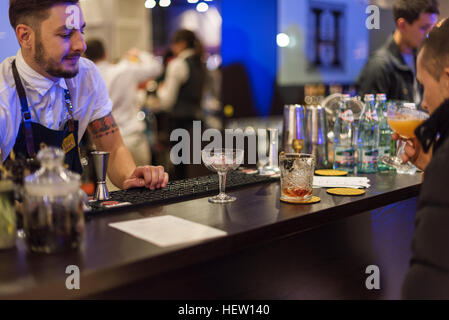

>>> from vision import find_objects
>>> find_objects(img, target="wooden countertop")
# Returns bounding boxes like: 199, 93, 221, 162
0, 172, 422, 299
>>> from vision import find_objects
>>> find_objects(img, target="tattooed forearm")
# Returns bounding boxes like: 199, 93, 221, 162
88, 114, 119, 139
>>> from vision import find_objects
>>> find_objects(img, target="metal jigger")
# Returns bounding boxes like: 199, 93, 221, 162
265, 128, 280, 173
92, 151, 110, 201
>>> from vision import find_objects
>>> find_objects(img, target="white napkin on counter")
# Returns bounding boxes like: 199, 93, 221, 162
313, 176, 370, 189
109, 215, 227, 247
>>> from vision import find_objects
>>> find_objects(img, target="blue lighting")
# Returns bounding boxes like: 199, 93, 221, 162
221, 0, 277, 116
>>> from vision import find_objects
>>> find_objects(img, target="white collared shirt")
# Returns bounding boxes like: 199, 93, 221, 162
157, 49, 195, 111
96, 52, 162, 138
0, 50, 112, 162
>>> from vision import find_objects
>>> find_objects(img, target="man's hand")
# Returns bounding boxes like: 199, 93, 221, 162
123, 166, 169, 190
392, 133, 432, 171
88, 114, 169, 190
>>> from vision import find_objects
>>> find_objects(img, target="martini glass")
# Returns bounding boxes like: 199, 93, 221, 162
381, 102, 429, 173
202, 148, 244, 203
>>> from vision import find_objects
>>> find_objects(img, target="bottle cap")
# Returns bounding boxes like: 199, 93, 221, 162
376, 93, 387, 101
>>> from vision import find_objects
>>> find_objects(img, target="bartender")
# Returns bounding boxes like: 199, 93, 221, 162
0, 0, 168, 190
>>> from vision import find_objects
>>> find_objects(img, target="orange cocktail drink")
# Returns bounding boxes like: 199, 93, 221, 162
382, 103, 428, 173
387, 118, 426, 139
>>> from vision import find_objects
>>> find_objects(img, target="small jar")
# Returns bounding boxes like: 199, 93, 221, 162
23, 148, 85, 254
0, 180, 17, 250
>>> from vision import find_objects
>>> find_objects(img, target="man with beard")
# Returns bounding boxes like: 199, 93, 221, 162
0, 0, 168, 191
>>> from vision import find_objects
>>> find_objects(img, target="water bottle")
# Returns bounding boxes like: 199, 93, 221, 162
357, 94, 380, 173
376, 94, 394, 172
333, 94, 355, 173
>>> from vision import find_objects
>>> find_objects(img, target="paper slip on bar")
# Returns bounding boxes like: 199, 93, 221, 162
280, 196, 321, 204
109, 215, 227, 247
313, 176, 370, 189
326, 188, 366, 196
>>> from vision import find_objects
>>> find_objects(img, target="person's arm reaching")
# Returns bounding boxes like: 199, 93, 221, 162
124, 49, 163, 83
87, 113, 168, 190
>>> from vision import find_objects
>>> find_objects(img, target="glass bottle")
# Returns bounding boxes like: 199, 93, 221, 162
0, 180, 16, 250
376, 94, 395, 172
333, 94, 355, 173
23, 147, 85, 254
357, 94, 380, 173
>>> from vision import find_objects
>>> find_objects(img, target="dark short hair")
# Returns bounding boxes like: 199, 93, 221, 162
393, 0, 439, 25
9, 0, 79, 30
172, 29, 198, 48
171, 29, 204, 61
420, 19, 449, 80
84, 39, 106, 63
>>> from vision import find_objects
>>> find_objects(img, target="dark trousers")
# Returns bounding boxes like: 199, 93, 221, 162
170, 118, 209, 180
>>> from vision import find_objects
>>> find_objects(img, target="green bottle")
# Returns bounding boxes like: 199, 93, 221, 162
376, 94, 395, 172
357, 94, 379, 174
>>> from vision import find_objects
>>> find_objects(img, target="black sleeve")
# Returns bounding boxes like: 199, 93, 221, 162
356, 55, 391, 97
402, 141, 449, 299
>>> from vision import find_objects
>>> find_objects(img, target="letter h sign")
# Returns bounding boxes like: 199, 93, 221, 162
308, 1, 346, 70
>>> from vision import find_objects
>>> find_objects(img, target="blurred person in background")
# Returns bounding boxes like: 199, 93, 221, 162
202, 55, 223, 131
84, 39, 162, 166
149, 29, 206, 127
356, 0, 439, 104
148, 29, 207, 180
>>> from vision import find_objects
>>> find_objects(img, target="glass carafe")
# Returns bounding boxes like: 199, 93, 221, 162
23, 147, 85, 254
0, 180, 16, 250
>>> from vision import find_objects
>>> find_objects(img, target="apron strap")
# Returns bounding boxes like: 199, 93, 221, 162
63, 80, 75, 132
12, 60, 36, 158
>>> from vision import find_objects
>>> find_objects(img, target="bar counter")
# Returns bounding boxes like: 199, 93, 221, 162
0, 172, 421, 299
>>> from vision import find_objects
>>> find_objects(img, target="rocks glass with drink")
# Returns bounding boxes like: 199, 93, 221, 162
280, 153, 315, 202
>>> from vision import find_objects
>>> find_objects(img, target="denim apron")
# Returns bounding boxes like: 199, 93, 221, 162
6, 60, 83, 174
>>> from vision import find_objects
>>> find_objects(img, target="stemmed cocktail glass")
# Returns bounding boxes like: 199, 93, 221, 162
201, 148, 244, 203
381, 102, 429, 173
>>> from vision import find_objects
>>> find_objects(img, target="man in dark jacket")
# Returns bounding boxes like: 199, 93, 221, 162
401, 18, 449, 299
356, 0, 439, 104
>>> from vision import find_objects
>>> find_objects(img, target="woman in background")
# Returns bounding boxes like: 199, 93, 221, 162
153, 29, 206, 125
150, 29, 207, 180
